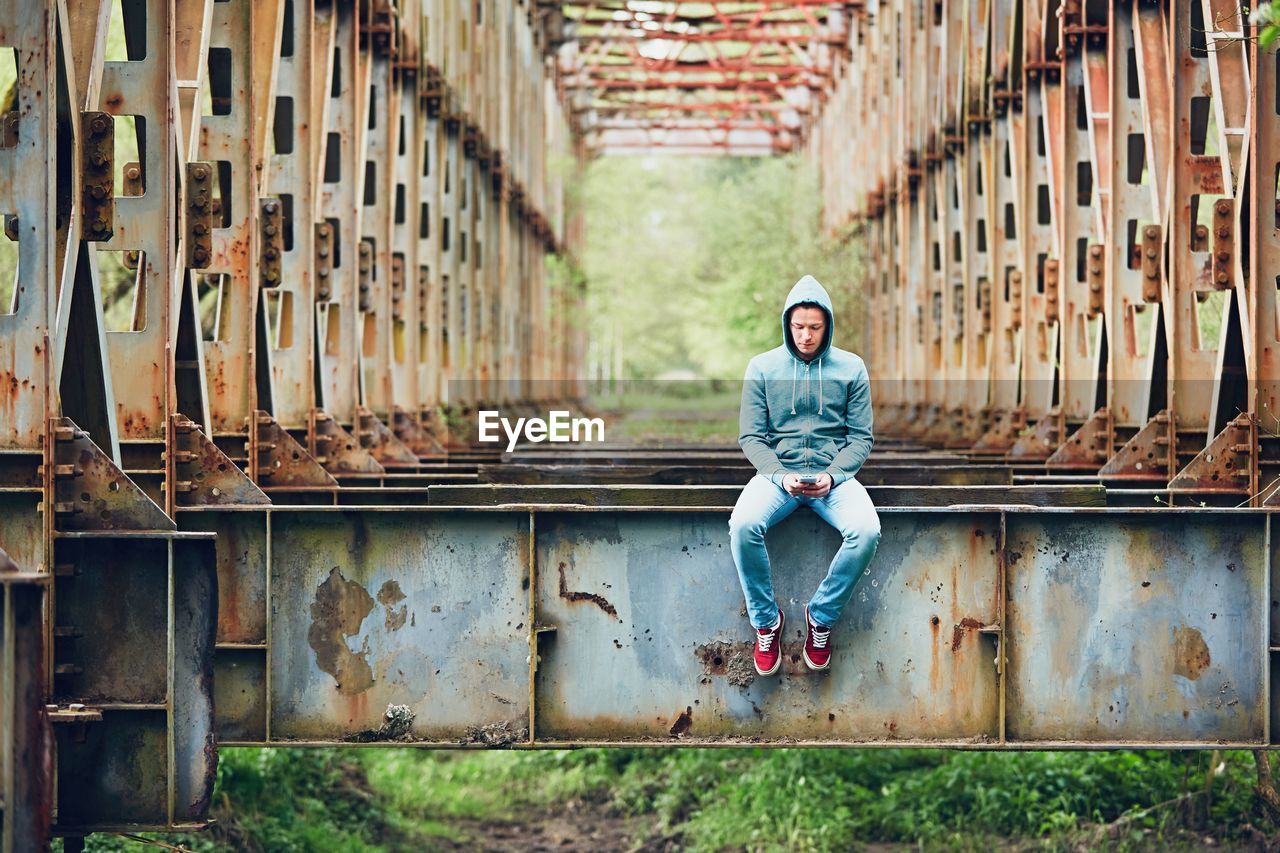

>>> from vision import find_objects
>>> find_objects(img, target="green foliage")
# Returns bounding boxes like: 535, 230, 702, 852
1254, 3, 1280, 46
581, 156, 861, 380
65, 748, 1271, 852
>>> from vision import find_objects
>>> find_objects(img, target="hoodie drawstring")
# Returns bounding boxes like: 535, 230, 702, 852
790, 358, 798, 415
818, 357, 823, 411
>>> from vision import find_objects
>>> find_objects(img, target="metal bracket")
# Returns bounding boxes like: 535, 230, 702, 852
248, 410, 338, 487
1170, 413, 1254, 496
80, 112, 114, 242
1043, 258, 1060, 324
1009, 408, 1065, 461
1141, 224, 1162, 302
1211, 198, 1233, 290
1086, 244, 1104, 318
390, 252, 405, 322
185, 162, 213, 270
356, 406, 419, 466
169, 414, 269, 507
308, 409, 384, 475
357, 238, 373, 312
51, 418, 174, 531
1099, 409, 1175, 481
315, 221, 334, 301
392, 405, 445, 456
259, 198, 283, 289
1046, 408, 1113, 469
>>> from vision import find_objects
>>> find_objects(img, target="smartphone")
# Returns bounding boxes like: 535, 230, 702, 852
797, 474, 819, 485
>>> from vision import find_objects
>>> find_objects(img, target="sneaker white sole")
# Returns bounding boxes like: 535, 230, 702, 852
754, 611, 784, 676
802, 648, 830, 671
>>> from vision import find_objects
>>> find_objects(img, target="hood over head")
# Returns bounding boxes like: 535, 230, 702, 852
781, 274, 834, 362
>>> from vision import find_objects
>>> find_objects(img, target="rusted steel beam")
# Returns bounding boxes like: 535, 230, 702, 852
182, 505, 1272, 747
424, 483, 1107, 508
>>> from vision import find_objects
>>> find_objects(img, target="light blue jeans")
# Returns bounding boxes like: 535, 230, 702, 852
728, 474, 881, 629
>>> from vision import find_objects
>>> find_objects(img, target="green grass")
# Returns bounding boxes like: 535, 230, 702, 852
588, 383, 740, 445
70, 747, 1273, 852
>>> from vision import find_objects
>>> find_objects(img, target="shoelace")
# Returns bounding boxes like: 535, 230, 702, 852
757, 629, 777, 653
810, 625, 831, 650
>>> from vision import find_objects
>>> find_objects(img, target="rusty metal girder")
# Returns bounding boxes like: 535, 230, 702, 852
817, 0, 1272, 499
553, 1, 846, 153
1, 3, 582, 836
176, 505, 1276, 748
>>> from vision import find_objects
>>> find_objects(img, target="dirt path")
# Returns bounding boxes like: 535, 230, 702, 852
428, 800, 680, 852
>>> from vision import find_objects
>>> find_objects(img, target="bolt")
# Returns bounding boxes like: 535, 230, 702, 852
1217, 272, 1229, 284
192, 248, 208, 263
90, 116, 109, 135
193, 223, 208, 236
89, 185, 107, 200
192, 165, 208, 180
1217, 227, 1229, 239
124, 166, 140, 180
264, 224, 278, 237
263, 200, 278, 215
1216, 252, 1229, 263
90, 217, 108, 232
1145, 226, 1158, 238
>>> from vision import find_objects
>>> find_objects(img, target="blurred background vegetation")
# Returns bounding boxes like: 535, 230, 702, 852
65, 747, 1273, 851
579, 155, 861, 382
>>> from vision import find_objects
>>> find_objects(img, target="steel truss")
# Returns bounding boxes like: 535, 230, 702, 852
813, 0, 1280, 503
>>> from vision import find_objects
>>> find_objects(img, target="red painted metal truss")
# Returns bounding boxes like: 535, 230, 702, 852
550, 1, 857, 155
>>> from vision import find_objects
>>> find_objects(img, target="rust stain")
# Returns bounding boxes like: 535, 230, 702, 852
929, 614, 940, 691
695, 640, 756, 688
308, 566, 376, 695
950, 617, 983, 652
557, 560, 619, 620
377, 579, 408, 631
1172, 625, 1211, 681
669, 705, 693, 736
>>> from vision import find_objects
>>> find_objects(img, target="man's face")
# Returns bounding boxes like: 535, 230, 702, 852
789, 306, 826, 359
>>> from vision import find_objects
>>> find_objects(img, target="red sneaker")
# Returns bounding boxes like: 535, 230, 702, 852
803, 605, 832, 671
753, 609, 785, 676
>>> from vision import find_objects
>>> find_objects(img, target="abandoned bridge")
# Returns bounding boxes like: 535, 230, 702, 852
2, 0, 1279, 848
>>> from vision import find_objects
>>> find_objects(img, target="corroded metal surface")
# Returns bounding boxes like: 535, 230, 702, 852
1005, 513, 1266, 742
159, 505, 1280, 750
267, 510, 531, 742
534, 510, 1001, 742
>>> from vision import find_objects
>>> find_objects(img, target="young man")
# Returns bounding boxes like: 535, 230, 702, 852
729, 274, 880, 676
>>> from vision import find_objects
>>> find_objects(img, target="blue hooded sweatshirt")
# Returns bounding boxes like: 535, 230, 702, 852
738, 275, 874, 487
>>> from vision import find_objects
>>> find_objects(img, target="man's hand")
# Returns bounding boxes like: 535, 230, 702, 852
782, 472, 833, 498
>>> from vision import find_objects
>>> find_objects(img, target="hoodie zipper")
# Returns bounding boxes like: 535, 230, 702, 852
804, 362, 811, 474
